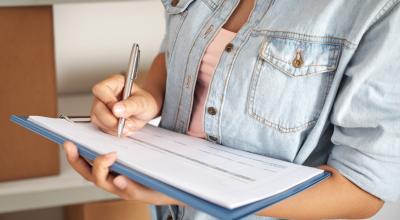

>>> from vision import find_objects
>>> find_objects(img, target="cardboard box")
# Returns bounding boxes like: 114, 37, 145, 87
0, 6, 59, 181
64, 200, 152, 220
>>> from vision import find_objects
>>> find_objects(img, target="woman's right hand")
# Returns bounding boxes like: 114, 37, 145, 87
90, 74, 161, 137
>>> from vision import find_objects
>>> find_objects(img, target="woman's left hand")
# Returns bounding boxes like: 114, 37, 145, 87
63, 141, 181, 205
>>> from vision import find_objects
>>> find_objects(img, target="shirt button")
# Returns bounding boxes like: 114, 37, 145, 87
225, 43, 234, 52
204, 25, 213, 37
171, 0, 179, 6
207, 107, 217, 115
292, 58, 303, 68
292, 50, 303, 68
209, 136, 218, 142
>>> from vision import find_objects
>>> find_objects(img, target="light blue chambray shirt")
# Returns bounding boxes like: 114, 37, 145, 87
153, 0, 400, 219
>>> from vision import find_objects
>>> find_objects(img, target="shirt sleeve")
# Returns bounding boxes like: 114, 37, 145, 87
328, 2, 400, 202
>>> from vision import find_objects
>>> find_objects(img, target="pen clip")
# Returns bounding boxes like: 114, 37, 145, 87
58, 114, 91, 123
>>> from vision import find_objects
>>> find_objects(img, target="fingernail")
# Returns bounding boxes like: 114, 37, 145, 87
113, 103, 125, 116
105, 152, 117, 162
114, 176, 128, 190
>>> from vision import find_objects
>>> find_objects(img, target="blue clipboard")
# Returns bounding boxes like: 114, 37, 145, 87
10, 115, 330, 220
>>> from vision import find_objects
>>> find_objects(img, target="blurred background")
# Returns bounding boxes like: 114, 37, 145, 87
0, 0, 398, 219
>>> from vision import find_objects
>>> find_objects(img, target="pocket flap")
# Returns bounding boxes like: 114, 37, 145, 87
161, 0, 196, 14
259, 36, 342, 77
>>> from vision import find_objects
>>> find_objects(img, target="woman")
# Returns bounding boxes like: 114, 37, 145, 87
63, 0, 400, 219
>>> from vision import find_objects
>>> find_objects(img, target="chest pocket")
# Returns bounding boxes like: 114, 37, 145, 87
247, 35, 342, 133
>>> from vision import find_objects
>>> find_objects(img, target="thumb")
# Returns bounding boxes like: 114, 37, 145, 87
113, 175, 151, 200
112, 95, 148, 118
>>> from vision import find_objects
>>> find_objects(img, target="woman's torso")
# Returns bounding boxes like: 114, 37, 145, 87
159, 0, 385, 164
157, 0, 395, 219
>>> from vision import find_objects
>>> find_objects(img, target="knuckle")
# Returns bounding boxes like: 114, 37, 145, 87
92, 81, 106, 99
111, 74, 125, 86
91, 83, 103, 96
92, 102, 102, 115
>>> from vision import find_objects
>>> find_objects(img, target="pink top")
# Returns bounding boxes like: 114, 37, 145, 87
187, 28, 237, 138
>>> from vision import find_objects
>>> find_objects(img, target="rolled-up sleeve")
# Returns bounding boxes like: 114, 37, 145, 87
328, 3, 400, 202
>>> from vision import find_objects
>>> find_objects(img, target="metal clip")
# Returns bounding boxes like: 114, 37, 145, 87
58, 114, 91, 123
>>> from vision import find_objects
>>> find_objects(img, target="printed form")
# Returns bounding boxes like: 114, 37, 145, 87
29, 116, 323, 209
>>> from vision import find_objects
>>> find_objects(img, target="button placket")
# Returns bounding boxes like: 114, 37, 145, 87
177, 0, 242, 134
204, 95, 220, 142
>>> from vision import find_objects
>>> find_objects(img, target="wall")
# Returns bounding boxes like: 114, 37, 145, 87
1, 2, 163, 220
54, 0, 165, 95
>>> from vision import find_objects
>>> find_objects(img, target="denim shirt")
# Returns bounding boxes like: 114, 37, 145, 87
154, 0, 400, 219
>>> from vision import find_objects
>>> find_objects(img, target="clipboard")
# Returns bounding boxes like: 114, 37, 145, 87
10, 115, 330, 220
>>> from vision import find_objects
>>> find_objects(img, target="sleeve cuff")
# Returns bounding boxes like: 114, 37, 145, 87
328, 145, 400, 202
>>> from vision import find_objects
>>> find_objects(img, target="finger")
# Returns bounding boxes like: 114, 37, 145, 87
92, 113, 134, 137
92, 99, 118, 131
124, 118, 147, 132
91, 113, 117, 135
92, 152, 120, 192
113, 175, 174, 204
113, 175, 141, 200
113, 175, 154, 199
112, 95, 150, 118
92, 74, 125, 106
63, 141, 94, 182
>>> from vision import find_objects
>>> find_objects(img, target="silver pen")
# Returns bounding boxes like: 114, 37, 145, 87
117, 43, 140, 137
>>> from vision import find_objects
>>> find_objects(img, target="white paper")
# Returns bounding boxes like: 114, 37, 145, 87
29, 116, 323, 209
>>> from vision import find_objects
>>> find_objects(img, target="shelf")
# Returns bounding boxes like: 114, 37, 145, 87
0, 0, 136, 7
0, 150, 118, 214
0, 93, 160, 214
